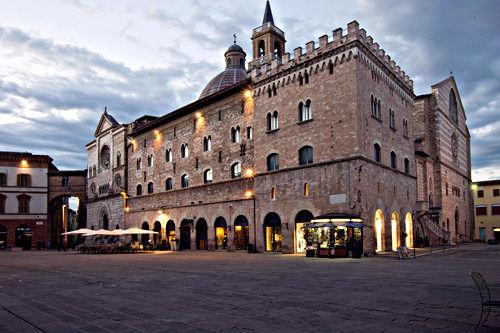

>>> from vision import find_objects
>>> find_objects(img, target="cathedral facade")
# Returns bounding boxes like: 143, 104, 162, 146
85, 2, 472, 253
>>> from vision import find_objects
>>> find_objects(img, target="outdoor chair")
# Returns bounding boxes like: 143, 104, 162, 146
469, 271, 500, 329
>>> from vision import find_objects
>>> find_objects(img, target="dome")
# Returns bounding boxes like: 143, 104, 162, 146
199, 42, 247, 99
199, 67, 248, 99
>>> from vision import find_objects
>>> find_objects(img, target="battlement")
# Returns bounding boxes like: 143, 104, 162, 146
248, 20, 413, 93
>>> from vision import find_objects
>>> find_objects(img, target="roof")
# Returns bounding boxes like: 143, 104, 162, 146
103, 111, 120, 127
225, 43, 245, 55
262, 0, 275, 25
0, 151, 53, 163
475, 179, 500, 186
199, 67, 248, 99
131, 78, 252, 136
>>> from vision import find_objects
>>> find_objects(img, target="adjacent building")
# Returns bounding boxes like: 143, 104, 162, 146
473, 180, 500, 242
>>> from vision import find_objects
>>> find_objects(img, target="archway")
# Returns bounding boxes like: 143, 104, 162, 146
263, 212, 282, 252
141, 221, 150, 244
48, 194, 84, 249
391, 212, 400, 251
180, 219, 192, 250
295, 210, 314, 254
196, 218, 208, 250
166, 220, 176, 250
234, 215, 249, 250
153, 221, 161, 244
214, 217, 227, 250
0, 224, 7, 249
374, 209, 385, 252
405, 213, 413, 248
15, 224, 32, 249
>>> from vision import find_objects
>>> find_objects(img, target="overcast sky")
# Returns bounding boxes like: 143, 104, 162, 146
0, 0, 499, 181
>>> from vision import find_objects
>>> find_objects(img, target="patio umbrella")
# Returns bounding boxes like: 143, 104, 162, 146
123, 227, 158, 235
61, 228, 92, 235
81, 229, 114, 236
109, 229, 126, 236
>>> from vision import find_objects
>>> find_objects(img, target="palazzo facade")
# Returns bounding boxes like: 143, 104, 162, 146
85, 1, 472, 253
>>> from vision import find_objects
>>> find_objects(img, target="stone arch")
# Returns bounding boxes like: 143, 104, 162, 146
294, 210, 314, 254
391, 211, 400, 251
141, 221, 150, 244
374, 209, 385, 252
214, 216, 228, 250
404, 213, 413, 248
195, 218, 208, 250
179, 219, 192, 250
263, 212, 282, 252
234, 215, 249, 250
153, 221, 161, 244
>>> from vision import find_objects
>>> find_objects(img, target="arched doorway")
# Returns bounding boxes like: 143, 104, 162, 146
391, 212, 400, 251
15, 224, 32, 249
102, 213, 109, 230
196, 218, 208, 250
295, 210, 314, 254
166, 220, 175, 250
234, 215, 249, 250
214, 217, 227, 250
0, 224, 7, 249
263, 212, 282, 252
374, 209, 385, 252
405, 213, 413, 248
180, 219, 192, 250
153, 221, 161, 245
141, 221, 150, 244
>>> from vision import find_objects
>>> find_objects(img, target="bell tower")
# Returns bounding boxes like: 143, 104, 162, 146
251, 1, 286, 61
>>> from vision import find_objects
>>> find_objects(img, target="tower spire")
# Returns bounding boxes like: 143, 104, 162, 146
262, 0, 274, 25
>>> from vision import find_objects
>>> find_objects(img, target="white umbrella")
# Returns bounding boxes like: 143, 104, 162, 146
123, 227, 158, 235
110, 229, 126, 236
61, 228, 92, 235
82, 229, 114, 236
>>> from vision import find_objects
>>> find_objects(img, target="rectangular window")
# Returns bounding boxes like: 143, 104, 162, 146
476, 205, 487, 216
0, 173, 6, 186
247, 126, 253, 140
0, 195, 5, 213
493, 189, 500, 197
477, 190, 484, 198
492, 205, 500, 215
17, 174, 31, 187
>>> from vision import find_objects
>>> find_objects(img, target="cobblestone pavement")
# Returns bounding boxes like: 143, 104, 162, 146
0, 244, 499, 333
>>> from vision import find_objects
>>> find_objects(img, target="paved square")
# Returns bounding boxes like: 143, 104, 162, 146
1, 245, 499, 332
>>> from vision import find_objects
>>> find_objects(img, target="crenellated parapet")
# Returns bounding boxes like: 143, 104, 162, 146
249, 20, 414, 99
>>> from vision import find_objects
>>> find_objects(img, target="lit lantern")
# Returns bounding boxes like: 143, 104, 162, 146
20, 159, 28, 168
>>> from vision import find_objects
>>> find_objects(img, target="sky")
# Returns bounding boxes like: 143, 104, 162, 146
0, 0, 499, 181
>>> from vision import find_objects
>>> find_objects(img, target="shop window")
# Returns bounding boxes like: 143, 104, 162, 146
374, 143, 381, 163
204, 169, 213, 184
477, 190, 484, 198
231, 162, 242, 179
267, 153, 279, 171
136, 184, 143, 196
475, 205, 487, 216
299, 146, 313, 165
165, 178, 173, 191
181, 174, 189, 188
17, 194, 30, 213
147, 182, 154, 194
492, 205, 500, 215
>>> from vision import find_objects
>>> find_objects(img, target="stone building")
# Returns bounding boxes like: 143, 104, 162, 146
473, 179, 500, 242
0, 151, 53, 249
413, 76, 473, 245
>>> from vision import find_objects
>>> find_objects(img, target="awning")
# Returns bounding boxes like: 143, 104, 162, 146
304, 212, 365, 228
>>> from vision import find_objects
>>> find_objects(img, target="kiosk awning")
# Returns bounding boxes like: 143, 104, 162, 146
307, 213, 364, 228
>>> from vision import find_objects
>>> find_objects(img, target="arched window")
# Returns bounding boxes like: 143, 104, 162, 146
136, 158, 141, 170
271, 186, 277, 200
231, 162, 242, 179
299, 100, 312, 122
374, 143, 381, 163
299, 146, 313, 165
267, 111, 278, 131
389, 109, 396, 128
377, 99, 381, 118
231, 126, 241, 143
147, 154, 153, 167
272, 84, 277, 96
328, 61, 334, 75
273, 41, 281, 58
239, 58, 244, 66
181, 174, 189, 188
304, 71, 309, 84
88, 168, 91, 178
136, 184, 143, 196
165, 148, 172, 162
298, 73, 304, 86
449, 89, 458, 123
267, 86, 272, 98
267, 153, 279, 171
147, 182, 154, 194
165, 178, 173, 191
227, 58, 232, 66
92, 165, 96, 177
17, 194, 30, 213
181, 144, 189, 158
304, 183, 309, 196
258, 40, 265, 57
404, 158, 410, 175
203, 169, 213, 184
203, 136, 212, 152
116, 152, 121, 168
390, 151, 397, 169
